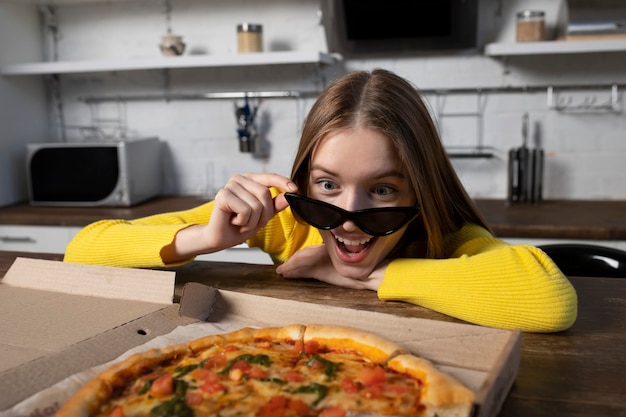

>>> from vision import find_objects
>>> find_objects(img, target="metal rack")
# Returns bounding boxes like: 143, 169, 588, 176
431, 90, 494, 159
418, 83, 623, 158
547, 84, 621, 113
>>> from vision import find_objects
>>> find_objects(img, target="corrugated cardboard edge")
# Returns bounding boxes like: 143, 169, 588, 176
2, 257, 175, 304
0, 305, 198, 411
473, 329, 522, 417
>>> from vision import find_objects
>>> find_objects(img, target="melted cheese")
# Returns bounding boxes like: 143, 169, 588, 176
97, 338, 424, 417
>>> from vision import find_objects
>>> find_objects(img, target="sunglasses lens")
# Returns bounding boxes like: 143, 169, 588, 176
290, 198, 343, 229
356, 210, 416, 235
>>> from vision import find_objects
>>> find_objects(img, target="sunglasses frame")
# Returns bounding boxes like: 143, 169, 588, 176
284, 192, 420, 236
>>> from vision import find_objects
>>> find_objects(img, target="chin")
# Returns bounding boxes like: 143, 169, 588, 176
333, 263, 375, 281
327, 251, 379, 280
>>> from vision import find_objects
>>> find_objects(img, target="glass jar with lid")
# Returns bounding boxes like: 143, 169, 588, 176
237, 23, 263, 53
516, 10, 545, 42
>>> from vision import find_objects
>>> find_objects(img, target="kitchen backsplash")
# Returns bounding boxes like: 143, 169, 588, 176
19, 0, 626, 200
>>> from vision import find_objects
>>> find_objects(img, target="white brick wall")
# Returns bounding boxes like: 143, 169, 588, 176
40, 0, 626, 200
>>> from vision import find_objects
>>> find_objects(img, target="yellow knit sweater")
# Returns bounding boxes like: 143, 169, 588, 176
64, 199, 577, 333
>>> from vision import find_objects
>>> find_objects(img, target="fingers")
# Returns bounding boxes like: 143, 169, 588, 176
241, 172, 297, 193
243, 172, 296, 213
215, 173, 296, 233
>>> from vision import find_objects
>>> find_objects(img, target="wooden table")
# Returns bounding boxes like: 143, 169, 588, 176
1, 251, 625, 416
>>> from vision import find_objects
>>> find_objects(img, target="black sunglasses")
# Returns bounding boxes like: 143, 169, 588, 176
284, 192, 420, 237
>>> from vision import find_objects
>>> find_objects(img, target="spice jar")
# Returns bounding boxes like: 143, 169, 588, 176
516, 10, 545, 42
237, 23, 263, 53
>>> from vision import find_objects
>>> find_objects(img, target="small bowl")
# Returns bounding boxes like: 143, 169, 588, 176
160, 34, 186, 56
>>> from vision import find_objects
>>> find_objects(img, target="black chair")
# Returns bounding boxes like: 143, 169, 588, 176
538, 243, 626, 278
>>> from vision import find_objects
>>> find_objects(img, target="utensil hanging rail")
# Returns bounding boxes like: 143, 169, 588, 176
418, 83, 625, 95
420, 83, 622, 114
78, 90, 319, 103
78, 83, 623, 106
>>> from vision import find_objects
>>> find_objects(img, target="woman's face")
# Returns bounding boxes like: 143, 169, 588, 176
307, 127, 416, 280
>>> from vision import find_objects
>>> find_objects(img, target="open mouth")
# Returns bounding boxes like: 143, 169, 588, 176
334, 234, 375, 255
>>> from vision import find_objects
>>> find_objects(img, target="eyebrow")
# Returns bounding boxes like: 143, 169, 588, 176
309, 165, 407, 180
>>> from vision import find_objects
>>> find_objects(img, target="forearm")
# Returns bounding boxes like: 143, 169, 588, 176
160, 224, 220, 264
64, 220, 195, 268
378, 244, 578, 332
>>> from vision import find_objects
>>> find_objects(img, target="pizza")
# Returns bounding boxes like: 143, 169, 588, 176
56, 324, 475, 417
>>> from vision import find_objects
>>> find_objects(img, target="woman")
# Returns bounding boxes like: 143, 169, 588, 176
65, 69, 577, 333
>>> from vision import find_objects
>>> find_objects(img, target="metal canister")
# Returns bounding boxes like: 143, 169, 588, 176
516, 10, 545, 42
237, 23, 263, 53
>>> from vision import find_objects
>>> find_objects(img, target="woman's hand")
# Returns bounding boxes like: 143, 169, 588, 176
162, 173, 296, 263
276, 245, 387, 291
206, 173, 296, 249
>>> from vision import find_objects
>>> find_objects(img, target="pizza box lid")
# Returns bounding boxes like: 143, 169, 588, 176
0, 257, 182, 411
0, 259, 521, 417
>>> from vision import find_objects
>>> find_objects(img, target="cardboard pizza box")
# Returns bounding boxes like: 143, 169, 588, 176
0, 258, 521, 417
0, 257, 191, 412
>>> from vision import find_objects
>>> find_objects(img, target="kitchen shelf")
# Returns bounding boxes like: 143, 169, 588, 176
0, 51, 338, 76
485, 38, 626, 56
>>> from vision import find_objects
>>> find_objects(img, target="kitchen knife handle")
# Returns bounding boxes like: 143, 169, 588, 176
508, 148, 519, 204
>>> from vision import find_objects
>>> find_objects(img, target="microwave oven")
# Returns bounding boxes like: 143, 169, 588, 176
26, 138, 162, 207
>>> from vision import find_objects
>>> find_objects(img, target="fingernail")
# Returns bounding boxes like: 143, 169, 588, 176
287, 182, 297, 191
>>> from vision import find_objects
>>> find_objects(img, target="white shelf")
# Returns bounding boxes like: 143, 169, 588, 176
485, 38, 626, 56
0, 51, 337, 76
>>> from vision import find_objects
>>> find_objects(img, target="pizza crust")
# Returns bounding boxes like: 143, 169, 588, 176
387, 354, 475, 416
58, 342, 190, 417
188, 324, 304, 353
303, 324, 408, 364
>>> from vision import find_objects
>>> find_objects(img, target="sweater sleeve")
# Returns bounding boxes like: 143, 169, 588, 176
378, 224, 578, 333
63, 202, 214, 268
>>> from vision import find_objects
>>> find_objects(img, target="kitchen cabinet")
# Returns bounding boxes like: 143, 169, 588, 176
0, 225, 81, 254
0, 224, 273, 263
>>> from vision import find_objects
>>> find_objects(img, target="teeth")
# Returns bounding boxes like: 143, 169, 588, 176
335, 235, 372, 246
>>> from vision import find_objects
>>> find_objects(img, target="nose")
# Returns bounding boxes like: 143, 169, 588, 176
335, 191, 366, 212
334, 192, 365, 233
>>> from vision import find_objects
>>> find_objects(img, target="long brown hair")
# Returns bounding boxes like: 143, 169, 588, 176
290, 69, 490, 258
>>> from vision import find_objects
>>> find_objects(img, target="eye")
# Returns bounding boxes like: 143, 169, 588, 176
317, 180, 338, 191
372, 185, 396, 196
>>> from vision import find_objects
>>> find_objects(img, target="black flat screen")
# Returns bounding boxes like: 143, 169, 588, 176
30, 147, 119, 202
